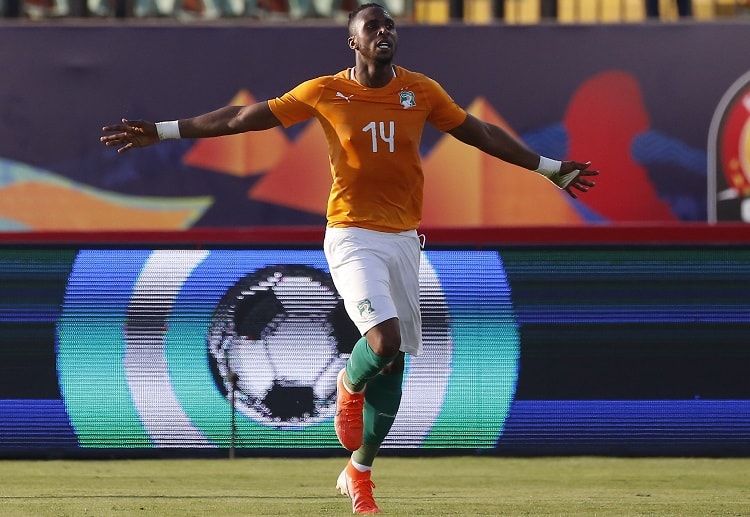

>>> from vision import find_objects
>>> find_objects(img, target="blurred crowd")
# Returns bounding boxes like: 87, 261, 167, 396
0, 0, 368, 19
1, 0, 749, 22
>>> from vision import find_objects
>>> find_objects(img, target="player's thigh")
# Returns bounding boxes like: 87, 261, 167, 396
324, 228, 399, 336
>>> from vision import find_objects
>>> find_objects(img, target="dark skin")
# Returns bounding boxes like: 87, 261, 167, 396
100, 4, 597, 373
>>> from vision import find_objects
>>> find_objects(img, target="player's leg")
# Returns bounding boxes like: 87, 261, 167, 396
335, 231, 421, 514
324, 228, 402, 452
349, 228, 421, 453
335, 318, 400, 452
354, 352, 404, 467
336, 355, 403, 515
349, 230, 419, 465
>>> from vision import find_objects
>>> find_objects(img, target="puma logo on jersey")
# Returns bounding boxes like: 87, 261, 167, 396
336, 92, 354, 102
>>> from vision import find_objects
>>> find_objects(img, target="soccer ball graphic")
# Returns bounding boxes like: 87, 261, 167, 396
207, 264, 360, 427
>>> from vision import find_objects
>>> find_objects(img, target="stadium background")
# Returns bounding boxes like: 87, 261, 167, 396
1, 3, 749, 458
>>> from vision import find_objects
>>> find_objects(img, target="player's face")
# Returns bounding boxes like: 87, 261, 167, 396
349, 7, 398, 64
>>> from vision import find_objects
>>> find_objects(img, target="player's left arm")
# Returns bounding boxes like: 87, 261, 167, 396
447, 113, 598, 198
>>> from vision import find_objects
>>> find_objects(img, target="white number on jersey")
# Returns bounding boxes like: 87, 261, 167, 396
362, 121, 395, 153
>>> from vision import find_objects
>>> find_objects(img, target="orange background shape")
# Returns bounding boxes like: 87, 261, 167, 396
182, 90, 291, 177
422, 98, 583, 227
0, 182, 206, 230
248, 121, 332, 215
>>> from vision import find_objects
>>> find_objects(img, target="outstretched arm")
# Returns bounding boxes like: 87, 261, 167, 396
100, 101, 282, 153
447, 113, 598, 198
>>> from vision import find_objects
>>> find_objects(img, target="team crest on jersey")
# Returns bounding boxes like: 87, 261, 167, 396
357, 298, 374, 317
399, 91, 416, 109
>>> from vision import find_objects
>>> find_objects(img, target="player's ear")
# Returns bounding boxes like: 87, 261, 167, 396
348, 36, 357, 50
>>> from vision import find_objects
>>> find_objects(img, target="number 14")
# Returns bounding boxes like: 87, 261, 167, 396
363, 121, 395, 153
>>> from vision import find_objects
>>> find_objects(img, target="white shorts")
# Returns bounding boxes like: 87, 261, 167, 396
324, 226, 423, 356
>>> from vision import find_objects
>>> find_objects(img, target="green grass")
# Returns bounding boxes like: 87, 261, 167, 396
0, 457, 748, 516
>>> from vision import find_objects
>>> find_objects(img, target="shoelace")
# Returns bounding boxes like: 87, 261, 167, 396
351, 478, 375, 491
350, 477, 377, 507
337, 396, 364, 422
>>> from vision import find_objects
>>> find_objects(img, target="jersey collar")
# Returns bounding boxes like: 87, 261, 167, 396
349, 65, 397, 84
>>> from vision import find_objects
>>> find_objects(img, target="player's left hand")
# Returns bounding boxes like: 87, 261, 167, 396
560, 161, 598, 199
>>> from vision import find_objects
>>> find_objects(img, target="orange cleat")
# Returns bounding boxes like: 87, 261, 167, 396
334, 368, 365, 451
336, 460, 381, 514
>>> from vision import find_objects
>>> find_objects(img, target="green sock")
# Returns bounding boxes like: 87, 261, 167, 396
352, 369, 404, 467
345, 337, 398, 392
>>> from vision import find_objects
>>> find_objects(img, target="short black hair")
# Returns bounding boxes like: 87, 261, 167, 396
348, 2, 388, 30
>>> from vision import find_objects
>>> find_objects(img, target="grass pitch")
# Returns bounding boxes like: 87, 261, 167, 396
0, 456, 748, 516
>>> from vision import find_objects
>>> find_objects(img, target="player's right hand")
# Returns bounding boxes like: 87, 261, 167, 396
100, 119, 159, 153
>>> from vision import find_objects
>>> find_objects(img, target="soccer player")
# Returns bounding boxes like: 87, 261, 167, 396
101, 3, 598, 513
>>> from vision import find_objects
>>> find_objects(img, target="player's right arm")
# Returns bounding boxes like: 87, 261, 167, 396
100, 101, 282, 153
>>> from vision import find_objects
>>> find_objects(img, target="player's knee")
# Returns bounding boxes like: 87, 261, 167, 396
369, 335, 401, 357
365, 318, 401, 357
380, 352, 405, 375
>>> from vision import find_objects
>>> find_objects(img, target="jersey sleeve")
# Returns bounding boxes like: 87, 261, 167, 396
267, 78, 325, 128
423, 77, 468, 132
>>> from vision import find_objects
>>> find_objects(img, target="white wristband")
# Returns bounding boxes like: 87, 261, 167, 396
535, 156, 562, 176
155, 120, 181, 140
535, 156, 578, 189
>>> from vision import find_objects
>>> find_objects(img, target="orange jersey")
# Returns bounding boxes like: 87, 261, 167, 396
268, 66, 467, 233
